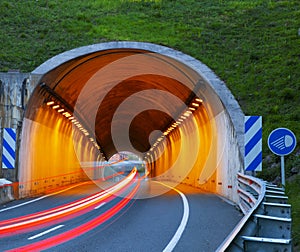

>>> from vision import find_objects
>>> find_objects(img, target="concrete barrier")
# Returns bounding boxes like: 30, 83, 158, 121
0, 178, 14, 204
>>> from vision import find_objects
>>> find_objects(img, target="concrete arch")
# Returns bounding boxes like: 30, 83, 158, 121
20, 42, 244, 202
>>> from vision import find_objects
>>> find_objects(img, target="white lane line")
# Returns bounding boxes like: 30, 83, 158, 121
28, 225, 64, 240
0, 182, 90, 213
156, 182, 190, 252
0, 195, 49, 213
94, 202, 106, 210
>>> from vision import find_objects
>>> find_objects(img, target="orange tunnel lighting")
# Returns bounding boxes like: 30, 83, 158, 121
46, 101, 54, 106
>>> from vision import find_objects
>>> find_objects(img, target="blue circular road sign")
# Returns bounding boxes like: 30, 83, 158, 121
268, 128, 297, 156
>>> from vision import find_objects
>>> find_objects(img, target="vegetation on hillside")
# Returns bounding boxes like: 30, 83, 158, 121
1, 0, 299, 246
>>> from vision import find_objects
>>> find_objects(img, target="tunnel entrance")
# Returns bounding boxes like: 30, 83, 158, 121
19, 42, 244, 202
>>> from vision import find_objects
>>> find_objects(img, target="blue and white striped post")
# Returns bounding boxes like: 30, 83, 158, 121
2, 128, 17, 169
244, 116, 262, 172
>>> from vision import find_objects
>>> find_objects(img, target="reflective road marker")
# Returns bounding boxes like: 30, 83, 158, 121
2, 128, 16, 169
244, 116, 262, 171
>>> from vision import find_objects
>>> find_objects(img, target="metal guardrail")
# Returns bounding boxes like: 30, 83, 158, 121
217, 172, 292, 252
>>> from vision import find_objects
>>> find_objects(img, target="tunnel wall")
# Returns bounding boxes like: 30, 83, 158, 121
0, 72, 105, 197
0, 72, 96, 197
18, 99, 102, 197
147, 92, 242, 203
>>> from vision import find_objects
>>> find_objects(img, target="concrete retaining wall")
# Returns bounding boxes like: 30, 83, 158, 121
0, 72, 33, 181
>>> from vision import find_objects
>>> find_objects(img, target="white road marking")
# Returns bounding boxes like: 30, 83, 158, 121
156, 182, 190, 252
28, 225, 64, 240
0, 182, 90, 213
94, 202, 106, 209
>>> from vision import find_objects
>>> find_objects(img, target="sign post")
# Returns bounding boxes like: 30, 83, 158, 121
268, 128, 297, 187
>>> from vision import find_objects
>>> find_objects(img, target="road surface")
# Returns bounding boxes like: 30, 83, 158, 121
0, 179, 242, 251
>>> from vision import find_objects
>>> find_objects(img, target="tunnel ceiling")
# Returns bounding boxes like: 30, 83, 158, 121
31, 48, 202, 159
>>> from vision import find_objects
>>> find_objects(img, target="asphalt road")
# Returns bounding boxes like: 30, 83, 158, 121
0, 180, 242, 252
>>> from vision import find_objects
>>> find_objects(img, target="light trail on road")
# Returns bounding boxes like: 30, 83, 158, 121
6, 175, 140, 251
0, 169, 138, 239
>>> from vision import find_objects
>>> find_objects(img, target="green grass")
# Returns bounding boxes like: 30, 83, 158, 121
1, 0, 299, 246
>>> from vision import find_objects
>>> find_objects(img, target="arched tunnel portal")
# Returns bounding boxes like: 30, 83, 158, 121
19, 42, 244, 202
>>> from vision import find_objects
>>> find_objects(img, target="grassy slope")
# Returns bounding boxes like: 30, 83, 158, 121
1, 0, 299, 246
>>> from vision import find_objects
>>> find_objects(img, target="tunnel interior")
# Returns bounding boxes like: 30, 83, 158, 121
19, 44, 243, 201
